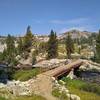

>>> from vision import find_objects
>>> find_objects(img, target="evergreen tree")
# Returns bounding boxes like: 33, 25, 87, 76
47, 30, 58, 59
96, 30, 100, 62
24, 26, 33, 49
32, 51, 37, 65
6, 34, 15, 54
65, 33, 74, 59
17, 37, 24, 54
5, 34, 17, 79
6, 34, 16, 64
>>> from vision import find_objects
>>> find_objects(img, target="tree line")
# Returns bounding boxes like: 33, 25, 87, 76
0, 26, 100, 80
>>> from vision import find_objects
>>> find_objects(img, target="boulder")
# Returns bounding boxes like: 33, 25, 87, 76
33, 59, 66, 69
67, 69, 76, 79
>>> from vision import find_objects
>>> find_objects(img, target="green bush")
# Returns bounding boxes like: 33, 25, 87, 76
32, 51, 37, 65
81, 83, 100, 95
52, 88, 61, 97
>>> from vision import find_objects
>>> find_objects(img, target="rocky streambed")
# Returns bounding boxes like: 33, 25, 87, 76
78, 60, 100, 85
78, 71, 100, 85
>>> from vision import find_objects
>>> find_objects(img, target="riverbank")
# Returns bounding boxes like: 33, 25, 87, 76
59, 77, 100, 100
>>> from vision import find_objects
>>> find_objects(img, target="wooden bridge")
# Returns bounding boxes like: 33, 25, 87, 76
32, 59, 83, 100
43, 59, 83, 79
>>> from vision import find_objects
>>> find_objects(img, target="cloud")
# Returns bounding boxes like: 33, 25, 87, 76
35, 20, 42, 24
49, 20, 68, 24
58, 26, 90, 33
33, 18, 89, 25
33, 20, 45, 24
49, 18, 89, 24
67, 18, 88, 24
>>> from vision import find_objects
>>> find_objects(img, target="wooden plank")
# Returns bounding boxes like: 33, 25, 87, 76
51, 60, 83, 77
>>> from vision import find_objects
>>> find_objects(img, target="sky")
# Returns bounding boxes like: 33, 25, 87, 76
0, 0, 100, 36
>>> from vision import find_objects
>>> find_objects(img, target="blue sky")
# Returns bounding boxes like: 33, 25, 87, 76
0, 0, 100, 36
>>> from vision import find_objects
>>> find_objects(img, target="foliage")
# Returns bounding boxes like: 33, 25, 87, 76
0, 95, 46, 100
15, 95, 46, 100
0, 97, 7, 100
65, 33, 74, 59
81, 83, 100, 95
0, 52, 5, 62
23, 26, 33, 50
88, 33, 97, 45
0, 34, 18, 79
96, 30, 100, 63
52, 88, 68, 100
6, 34, 15, 52
22, 51, 29, 59
5, 34, 16, 65
38, 42, 47, 53
32, 51, 37, 65
47, 30, 58, 59
17, 37, 24, 54
12, 68, 40, 81
61, 77, 100, 100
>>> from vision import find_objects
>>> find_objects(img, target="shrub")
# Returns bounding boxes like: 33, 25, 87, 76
81, 83, 100, 95
32, 52, 37, 65
52, 88, 68, 100
62, 77, 100, 95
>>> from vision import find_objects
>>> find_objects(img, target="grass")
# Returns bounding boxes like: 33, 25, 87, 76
61, 77, 100, 100
0, 97, 7, 100
52, 88, 68, 100
0, 89, 46, 100
15, 95, 46, 100
0, 95, 46, 100
13, 68, 41, 81
58, 44, 66, 59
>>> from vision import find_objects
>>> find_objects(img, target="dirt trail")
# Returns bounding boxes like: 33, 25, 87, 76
31, 74, 57, 100
29, 60, 83, 100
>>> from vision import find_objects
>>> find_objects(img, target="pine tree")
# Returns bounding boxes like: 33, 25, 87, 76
65, 33, 74, 59
47, 30, 58, 59
5, 34, 17, 79
32, 51, 37, 65
24, 26, 33, 49
6, 34, 16, 63
96, 30, 100, 62
17, 37, 24, 54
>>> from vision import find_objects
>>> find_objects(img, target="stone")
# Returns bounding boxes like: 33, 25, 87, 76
66, 93, 80, 100
0, 83, 6, 88
15, 55, 21, 60
59, 80, 66, 85
33, 59, 66, 69
70, 94, 80, 100
67, 69, 75, 79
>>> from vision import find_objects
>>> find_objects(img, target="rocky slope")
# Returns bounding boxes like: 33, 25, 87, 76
58, 29, 92, 40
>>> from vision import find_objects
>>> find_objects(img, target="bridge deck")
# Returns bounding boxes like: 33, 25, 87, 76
42, 60, 83, 78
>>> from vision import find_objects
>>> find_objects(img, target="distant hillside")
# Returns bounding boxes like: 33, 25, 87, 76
58, 30, 93, 40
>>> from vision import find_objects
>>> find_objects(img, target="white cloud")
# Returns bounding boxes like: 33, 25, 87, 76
33, 18, 89, 25
35, 20, 42, 24
49, 18, 89, 24
58, 26, 89, 33
49, 20, 67, 24
67, 18, 88, 24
